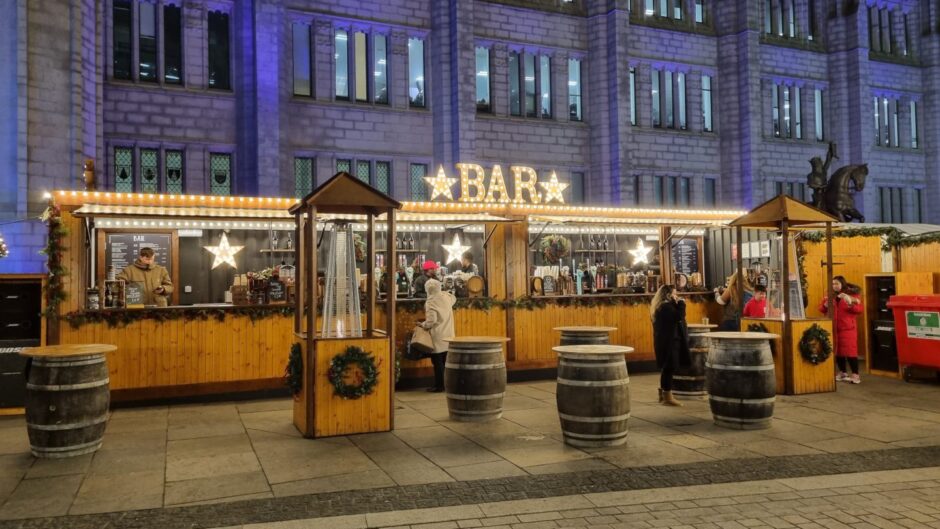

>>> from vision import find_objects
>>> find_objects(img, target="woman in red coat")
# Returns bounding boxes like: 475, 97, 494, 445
819, 276, 864, 383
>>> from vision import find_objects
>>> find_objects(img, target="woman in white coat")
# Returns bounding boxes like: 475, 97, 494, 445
419, 279, 456, 392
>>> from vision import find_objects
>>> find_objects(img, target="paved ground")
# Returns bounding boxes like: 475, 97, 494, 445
0, 372, 938, 528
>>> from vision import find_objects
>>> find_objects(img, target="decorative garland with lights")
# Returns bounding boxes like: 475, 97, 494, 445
539, 235, 571, 264
798, 324, 833, 365
40, 205, 69, 320
328, 346, 379, 400
64, 305, 294, 329
801, 226, 940, 252
285, 343, 303, 397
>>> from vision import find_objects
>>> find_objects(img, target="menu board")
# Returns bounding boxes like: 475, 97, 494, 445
671, 238, 699, 276
105, 233, 173, 277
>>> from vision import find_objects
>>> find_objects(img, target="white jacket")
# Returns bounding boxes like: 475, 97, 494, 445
421, 280, 456, 353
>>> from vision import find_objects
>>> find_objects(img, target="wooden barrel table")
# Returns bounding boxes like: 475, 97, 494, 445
19, 344, 115, 458
705, 332, 778, 430
672, 324, 717, 400
553, 326, 617, 346
444, 337, 509, 422
554, 344, 635, 447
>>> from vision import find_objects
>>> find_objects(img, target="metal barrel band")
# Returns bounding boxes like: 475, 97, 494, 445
708, 395, 776, 404
26, 415, 108, 431
33, 356, 106, 368
562, 430, 629, 440
559, 361, 627, 368
556, 377, 630, 387
444, 362, 505, 370
559, 354, 628, 361
27, 377, 110, 391
672, 375, 705, 381
705, 362, 774, 371
446, 392, 505, 401
712, 413, 771, 424
558, 412, 631, 423
31, 438, 102, 453
450, 408, 502, 415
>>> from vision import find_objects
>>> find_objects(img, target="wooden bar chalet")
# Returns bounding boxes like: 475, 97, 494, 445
46, 187, 744, 406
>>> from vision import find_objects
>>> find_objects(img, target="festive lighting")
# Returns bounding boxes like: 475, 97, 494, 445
0, 233, 8, 259
629, 238, 652, 265
457, 163, 486, 202
484, 165, 511, 203
424, 165, 458, 201
512, 166, 542, 204
203, 233, 244, 269
539, 171, 568, 204
441, 233, 470, 264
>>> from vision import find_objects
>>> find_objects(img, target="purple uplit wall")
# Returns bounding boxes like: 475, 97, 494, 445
3, 0, 938, 227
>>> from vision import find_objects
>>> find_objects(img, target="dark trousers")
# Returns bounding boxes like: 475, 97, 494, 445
836, 356, 859, 374
660, 366, 674, 391
431, 352, 447, 390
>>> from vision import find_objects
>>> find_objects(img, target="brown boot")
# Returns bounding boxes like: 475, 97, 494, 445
662, 390, 683, 407
658, 388, 664, 403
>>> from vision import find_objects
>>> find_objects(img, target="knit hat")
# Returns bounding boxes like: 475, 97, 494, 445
422, 260, 438, 271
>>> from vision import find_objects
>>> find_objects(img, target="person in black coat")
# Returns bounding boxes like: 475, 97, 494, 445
650, 284, 691, 407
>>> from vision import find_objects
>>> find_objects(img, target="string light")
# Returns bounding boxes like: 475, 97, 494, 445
539, 171, 568, 204
203, 233, 244, 269
456, 163, 486, 202
484, 165, 511, 203
512, 166, 542, 204
0, 233, 8, 259
441, 233, 470, 264
424, 165, 458, 201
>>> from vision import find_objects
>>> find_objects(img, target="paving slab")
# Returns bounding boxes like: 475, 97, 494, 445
0, 475, 84, 520
164, 471, 271, 506
271, 469, 395, 497
69, 469, 164, 515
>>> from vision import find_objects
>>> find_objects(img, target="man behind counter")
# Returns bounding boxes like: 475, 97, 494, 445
117, 247, 174, 307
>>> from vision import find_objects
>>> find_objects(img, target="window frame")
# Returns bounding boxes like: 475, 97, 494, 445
292, 22, 313, 97
408, 36, 427, 108
207, 9, 232, 91
475, 46, 492, 114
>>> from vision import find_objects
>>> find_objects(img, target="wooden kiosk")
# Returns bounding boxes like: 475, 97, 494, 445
289, 173, 401, 438
731, 196, 837, 395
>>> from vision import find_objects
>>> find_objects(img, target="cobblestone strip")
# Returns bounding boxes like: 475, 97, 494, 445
2, 445, 939, 529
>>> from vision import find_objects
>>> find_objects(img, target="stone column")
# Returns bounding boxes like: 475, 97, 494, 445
921, 10, 940, 222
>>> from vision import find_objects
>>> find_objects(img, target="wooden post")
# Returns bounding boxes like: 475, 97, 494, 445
294, 211, 303, 335
735, 226, 744, 323
366, 215, 375, 333
781, 220, 793, 395
386, 208, 397, 429
825, 222, 834, 356
661, 226, 673, 285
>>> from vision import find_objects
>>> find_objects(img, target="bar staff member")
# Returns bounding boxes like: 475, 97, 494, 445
117, 247, 174, 307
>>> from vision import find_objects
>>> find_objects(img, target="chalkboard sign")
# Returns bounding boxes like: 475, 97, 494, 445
105, 233, 173, 277
671, 238, 700, 276
268, 279, 286, 304
125, 282, 145, 307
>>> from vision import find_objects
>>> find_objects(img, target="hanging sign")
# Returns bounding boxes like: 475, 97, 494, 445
424, 163, 568, 204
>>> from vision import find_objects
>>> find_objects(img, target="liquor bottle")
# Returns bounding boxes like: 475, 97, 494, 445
602, 235, 609, 251
285, 233, 293, 250
406, 233, 414, 249
271, 231, 279, 250
588, 235, 596, 250
105, 283, 113, 308
395, 235, 402, 249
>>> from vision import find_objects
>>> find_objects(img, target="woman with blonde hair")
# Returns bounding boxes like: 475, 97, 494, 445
651, 284, 691, 406
715, 272, 750, 331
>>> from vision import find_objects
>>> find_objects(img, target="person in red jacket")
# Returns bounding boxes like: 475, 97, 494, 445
742, 285, 768, 318
819, 276, 864, 383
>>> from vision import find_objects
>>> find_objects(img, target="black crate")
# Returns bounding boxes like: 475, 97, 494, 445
870, 320, 898, 373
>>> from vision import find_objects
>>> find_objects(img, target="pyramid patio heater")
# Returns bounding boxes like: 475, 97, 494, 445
289, 172, 401, 438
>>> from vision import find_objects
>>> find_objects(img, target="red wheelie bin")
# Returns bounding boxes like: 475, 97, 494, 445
886, 295, 940, 382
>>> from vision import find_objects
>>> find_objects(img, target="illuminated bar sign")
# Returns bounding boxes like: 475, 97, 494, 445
425, 163, 568, 204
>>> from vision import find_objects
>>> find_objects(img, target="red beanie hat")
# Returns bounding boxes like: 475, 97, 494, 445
422, 260, 438, 271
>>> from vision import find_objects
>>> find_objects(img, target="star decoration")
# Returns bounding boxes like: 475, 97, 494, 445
539, 171, 568, 204
204, 233, 244, 269
441, 233, 470, 265
424, 165, 458, 201
629, 238, 652, 265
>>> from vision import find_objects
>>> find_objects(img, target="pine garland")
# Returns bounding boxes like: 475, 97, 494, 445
799, 324, 833, 365
328, 346, 379, 399
64, 305, 294, 329
285, 343, 303, 396
40, 204, 68, 320
802, 226, 940, 252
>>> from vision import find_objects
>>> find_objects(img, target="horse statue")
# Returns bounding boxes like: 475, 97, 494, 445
823, 163, 867, 222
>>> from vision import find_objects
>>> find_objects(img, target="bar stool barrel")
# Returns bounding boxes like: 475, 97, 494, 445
672, 324, 717, 399
20, 344, 116, 458
553, 326, 617, 346
444, 337, 509, 422
705, 332, 778, 430
553, 344, 635, 447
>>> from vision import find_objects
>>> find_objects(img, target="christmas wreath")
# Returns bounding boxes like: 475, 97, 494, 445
798, 324, 832, 365
746, 322, 776, 357
285, 343, 303, 397
539, 235, 571, 264
328, 346, 379, 399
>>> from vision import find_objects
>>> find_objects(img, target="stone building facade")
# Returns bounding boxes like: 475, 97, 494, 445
1, 0, 939, 273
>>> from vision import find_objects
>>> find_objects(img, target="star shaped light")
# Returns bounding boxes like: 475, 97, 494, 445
539, 171, 568, 204
424, 165, 458, 201
629, 238, 652, 265
203, 233, 244, 269
441, 233, 470, 264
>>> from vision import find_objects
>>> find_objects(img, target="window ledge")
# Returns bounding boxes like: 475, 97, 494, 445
633, 126, 718, 139
107, 79, 236, 96
759, 35, 826, 53
477, 113, 590, 128
630, 15, 714, 36
868, 52, 920, 67
871, 145, 924, 155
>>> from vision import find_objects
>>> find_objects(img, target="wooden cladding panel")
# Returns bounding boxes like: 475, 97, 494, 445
59, 315, 293, 390
788, 319, 835, 395
899, 245, 940, 283
740, 318, 786, 392
312, 338, 391, 437
895, 272, 937, 295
